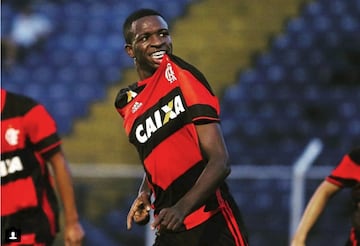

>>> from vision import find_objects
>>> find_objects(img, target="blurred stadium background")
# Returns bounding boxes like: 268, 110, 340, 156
1, 0, 359, 245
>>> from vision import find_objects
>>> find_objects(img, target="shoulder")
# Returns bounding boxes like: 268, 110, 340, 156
114, 82, 139, 109
169, 54, 215, 96
3, 90, 38, 117
348, 147, 360, 164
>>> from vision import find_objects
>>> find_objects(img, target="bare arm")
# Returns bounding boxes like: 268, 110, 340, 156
151, 122, 230, 231
49, 151, 85, 245
291, 180, 341, 246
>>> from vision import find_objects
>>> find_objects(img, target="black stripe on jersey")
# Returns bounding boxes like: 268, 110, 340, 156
349, 147, 360, 164
129, 88, 191, 161
169, 54, 215, 96
1, 91, 37, 120
149, 160, 220, 215
189, 104, 220, 125
1, 147, 42, 184
329, 176, 358, 187
34, 133, 61, 160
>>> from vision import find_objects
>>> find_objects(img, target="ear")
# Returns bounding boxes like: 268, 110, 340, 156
125, 44, 135, 58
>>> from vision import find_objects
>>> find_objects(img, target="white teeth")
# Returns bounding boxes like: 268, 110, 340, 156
152, 51, 166, 59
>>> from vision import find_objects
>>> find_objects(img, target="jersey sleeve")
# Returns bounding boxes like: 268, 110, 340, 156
326, 148, 360, 188
24, 104, 61, 159
171, 55, 220, 125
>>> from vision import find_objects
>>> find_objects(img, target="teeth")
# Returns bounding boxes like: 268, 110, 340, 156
152, 51, 166, 59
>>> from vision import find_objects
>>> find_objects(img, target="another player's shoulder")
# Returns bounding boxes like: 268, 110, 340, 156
8, 90, 37, 103
348, 147, 360, 164
169, 54, 215, 96
3, 90, 39, 117
114, 82, 143, 109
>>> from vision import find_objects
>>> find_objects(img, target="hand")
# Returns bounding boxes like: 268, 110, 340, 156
151, 206, 185, 231
64, 222, 85, 246
127, 191, 151, 230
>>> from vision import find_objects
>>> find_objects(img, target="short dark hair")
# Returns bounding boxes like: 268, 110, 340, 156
123, 8, 165, 44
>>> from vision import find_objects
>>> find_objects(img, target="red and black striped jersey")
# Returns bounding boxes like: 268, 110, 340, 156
1, 89, 60, 242
326, 147, 360, 188
115, 54, 227, 229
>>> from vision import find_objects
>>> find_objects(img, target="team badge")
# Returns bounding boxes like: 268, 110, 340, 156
165, 63, 177, 83
5, 127, 20, 146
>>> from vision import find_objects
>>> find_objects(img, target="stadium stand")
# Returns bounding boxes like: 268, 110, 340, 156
221, 0, 360, 167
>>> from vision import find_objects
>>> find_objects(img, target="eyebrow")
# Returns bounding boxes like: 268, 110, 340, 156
133, 28, 169, 42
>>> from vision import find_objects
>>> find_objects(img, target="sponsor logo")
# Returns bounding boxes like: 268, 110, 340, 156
127, 90, 138, 103
135, 95, 185, 143
131, 101, 143, 113
1, 156, 24, 177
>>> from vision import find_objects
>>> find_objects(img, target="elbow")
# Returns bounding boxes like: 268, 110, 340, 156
219, 153, 231, 178
223, 165, 231, 178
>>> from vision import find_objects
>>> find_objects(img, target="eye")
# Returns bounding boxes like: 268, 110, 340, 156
140, 35, 149, 42
159, 30, 169, 37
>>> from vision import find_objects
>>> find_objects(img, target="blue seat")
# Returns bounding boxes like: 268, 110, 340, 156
302, 1, 324, 18
63, 19, 85, 35
339, 15, 359, 33
30, 66, 54, 85
55, 34, 80, 51
272, 34, 292, 51
72, 83, 106, 102
86, 18, 109, 35
22, 84, 47, 102
286, 17, 308, 34
62, 2, 87, 18
55, 66, 78, 84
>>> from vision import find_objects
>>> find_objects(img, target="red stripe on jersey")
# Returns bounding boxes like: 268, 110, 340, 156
144, 125, 203, 190
192, 116, 219, 123
216, 190, 248, 246
1, 177, 38, 216
41, 190, 57, 236
1, 89, 6, 112
38, 141, 61, 156
24, 105, 58, 145
183, 205, 220, 230
176, 64, 220, 118
349, 227, 358, 246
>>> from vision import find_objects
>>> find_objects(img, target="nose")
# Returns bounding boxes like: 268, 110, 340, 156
150, 34, 165, 47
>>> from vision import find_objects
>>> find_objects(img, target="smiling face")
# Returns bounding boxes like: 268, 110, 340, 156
125, 15, 173, 80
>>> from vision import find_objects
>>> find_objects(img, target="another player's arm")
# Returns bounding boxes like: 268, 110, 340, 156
49, 151, 85, 245
151, 122, 230, 231
127, 173, 152, 229
291, 180, 340, 246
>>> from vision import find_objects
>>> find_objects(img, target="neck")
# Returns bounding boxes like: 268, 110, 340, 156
136, 66, 155, 81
